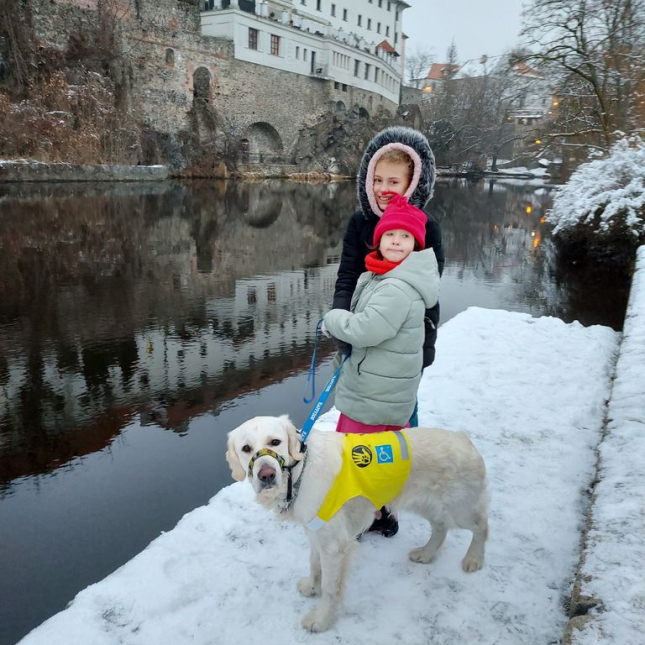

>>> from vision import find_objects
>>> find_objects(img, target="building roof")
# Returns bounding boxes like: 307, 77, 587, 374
513, 61, 543, 77
377, 40, 399, 56
425, 63, 460, 81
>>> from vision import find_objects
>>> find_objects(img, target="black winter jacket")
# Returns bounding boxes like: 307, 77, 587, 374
332, 126, 444, 368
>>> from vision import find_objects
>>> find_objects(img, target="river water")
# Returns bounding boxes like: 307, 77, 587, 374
0, 178, 629, 644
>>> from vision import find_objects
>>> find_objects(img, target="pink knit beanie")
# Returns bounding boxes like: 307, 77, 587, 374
373, 192, 427, 249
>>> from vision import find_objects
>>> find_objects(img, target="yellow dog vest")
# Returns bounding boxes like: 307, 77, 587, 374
307, 431, 412, 531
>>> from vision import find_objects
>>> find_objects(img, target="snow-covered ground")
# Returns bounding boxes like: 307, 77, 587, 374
571, 245, 645, 645
17, 248, 645, 645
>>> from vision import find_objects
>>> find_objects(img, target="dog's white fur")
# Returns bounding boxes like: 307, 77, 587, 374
226, 415, 489, 632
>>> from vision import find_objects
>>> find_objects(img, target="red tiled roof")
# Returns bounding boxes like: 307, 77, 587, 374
425, 63, 461, 81
377, 39, 399, 55
426, 63, 461, 81
514, 61, 542, 77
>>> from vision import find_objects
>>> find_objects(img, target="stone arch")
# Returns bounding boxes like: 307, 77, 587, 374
193, 67, 211, 106
165, 48, 175, 66
358, 106, 370, 119
238, 183, 283, 228
244, 122, 284, 163
336, 100, 346, 113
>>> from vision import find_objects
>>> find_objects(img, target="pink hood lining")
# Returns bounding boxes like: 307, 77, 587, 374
365, 142, 423, 218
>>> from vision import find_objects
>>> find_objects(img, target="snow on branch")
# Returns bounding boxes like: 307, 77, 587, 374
548, 136, 645, 241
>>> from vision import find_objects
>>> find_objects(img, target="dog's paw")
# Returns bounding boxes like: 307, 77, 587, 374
409, 547, 436, 564
461, 554, 484, 572
297, 577, 321, 597
302, 607, 335, 633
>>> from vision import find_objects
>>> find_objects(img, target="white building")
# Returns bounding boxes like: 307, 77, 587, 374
201, 0, 409, 106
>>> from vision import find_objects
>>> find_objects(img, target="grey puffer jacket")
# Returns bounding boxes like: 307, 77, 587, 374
324, 248, 440, 426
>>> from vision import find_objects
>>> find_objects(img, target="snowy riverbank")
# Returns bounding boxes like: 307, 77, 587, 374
17, 247, 645, 645
0, 160, 169, 183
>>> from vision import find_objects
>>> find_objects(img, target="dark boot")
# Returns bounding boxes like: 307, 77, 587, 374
368, 506, 399, 537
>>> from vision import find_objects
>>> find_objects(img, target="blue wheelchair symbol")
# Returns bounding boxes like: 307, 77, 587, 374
376, 444, 394, 464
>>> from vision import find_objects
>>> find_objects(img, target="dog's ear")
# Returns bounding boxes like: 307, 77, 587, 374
226, 434, 247, 481
280, 414, 304, 462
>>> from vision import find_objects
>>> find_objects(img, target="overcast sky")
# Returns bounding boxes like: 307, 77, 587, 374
402, 0, 525, 64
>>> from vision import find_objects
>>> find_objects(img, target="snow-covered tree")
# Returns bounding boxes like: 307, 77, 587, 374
547, 136, 645, 257
521, 0, 645, 151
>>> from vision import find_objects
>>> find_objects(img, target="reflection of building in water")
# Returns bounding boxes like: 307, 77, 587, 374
0, 263, 339, 445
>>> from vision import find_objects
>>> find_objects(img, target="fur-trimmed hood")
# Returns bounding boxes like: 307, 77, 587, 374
357, 127, 436, 219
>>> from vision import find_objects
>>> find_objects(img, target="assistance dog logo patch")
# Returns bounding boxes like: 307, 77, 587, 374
351, 444, 373, 468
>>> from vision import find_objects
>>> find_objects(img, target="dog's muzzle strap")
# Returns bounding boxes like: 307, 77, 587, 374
248, 448, 285, 478
248, 447, 306, 508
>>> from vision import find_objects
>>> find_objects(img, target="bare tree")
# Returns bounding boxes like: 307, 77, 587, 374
426, 53, 534, 168
405, 47, 434, 87
521, 0, 645, 150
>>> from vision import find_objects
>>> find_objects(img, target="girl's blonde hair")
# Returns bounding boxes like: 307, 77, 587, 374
378, 149, 415, 183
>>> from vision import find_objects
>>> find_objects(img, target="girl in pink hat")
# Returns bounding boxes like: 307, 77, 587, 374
324, 192, 440, 437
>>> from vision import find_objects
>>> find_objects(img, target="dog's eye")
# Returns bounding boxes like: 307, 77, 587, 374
241, 445, 252, 453
270, 439, 281, 447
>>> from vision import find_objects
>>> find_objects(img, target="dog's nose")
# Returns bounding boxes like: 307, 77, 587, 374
258, 467, 276, 485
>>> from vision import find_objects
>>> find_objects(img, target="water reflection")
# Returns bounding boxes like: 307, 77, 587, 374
0, 177, 629, 645
0, 178, 629, 487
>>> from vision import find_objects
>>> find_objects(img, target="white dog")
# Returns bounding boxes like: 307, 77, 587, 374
226, 415, 489, 632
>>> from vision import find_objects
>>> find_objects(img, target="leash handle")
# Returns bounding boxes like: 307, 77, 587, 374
300, 354, 348, 444
303, 318, 323, 405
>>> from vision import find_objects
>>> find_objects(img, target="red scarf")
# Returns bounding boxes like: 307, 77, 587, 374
365, 251, 402, 275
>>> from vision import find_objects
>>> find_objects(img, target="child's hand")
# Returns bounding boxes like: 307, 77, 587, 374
332, 336, 352, 357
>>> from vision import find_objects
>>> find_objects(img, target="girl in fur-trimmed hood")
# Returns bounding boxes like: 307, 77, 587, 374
332, 127, 444, 369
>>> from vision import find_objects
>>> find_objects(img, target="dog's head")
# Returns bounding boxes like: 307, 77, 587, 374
226, 415, 304, 500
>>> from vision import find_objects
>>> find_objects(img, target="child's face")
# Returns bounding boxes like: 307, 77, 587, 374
379, 229, 416, 263
373, 159, 412, 212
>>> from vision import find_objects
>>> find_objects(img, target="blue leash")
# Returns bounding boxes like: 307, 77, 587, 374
301, 318, 348, 444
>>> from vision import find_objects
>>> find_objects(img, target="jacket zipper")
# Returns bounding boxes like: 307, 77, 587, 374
357, 349, 368, 375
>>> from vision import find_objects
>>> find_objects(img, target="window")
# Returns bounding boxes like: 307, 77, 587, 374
343, 8, 347, 21
386, 26, 390, 37
165, 48, 175, 66
377, 22, 381, 33
379, 0, 383, 7
374, 68, 379, 83
367, 18, 371, 30
387, 1, 391, 9
301, 0, 306, 4
357, 14, 362, 26
342, 83, 348, 91
331, 3, 335, 16
364, 63, 370, 80
304, 48, 308, 60
296, 45, 300, 59
270, 34, 280, 56
316, 0, 321, 10
248, 27, 258, 50
354, 59, 360, 77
